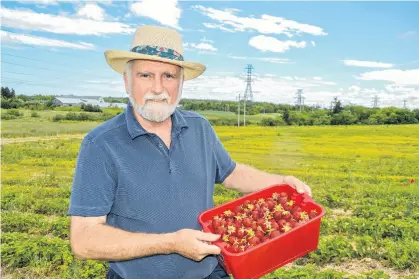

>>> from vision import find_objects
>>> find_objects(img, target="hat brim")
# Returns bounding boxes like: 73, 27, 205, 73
104, 50, 206, 81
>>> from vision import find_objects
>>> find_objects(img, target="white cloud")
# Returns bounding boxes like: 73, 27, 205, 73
182, 73, 340, 105
130, 0, 181, 30
0, 30, 95, 50
228, 55, 291, 64
76, 3, 106, 21
0, 7, 134, 35
229, 55, 247, 60
356, 69, 419, 85
193, 5, 327, 37
203, 23, 234, 33
258, 58, 290, 64
249, 35, 307, 53
183, 42, 217, 52
200, 37, 214, 43
385, 84, 419, 94
311, 41, 316, 47
343, 60, 393, 68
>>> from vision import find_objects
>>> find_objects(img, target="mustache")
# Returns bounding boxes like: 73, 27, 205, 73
144, 92, 170, 102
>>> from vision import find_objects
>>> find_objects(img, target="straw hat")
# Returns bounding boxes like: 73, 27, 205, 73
104, 25, 206, 80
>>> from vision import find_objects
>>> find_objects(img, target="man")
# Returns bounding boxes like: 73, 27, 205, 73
68, 25, 312, 279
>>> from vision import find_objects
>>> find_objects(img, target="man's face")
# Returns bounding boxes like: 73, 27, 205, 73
124, 60, 183, 122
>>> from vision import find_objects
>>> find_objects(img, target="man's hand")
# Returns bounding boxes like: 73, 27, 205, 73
282, 175, 312, 197
222, 163, 313, 197
173, 229, 221, 262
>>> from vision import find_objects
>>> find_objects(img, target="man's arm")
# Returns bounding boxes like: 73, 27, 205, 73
222, 163, 312, 196
70, 216, 174, 261
70, 216, 221, 262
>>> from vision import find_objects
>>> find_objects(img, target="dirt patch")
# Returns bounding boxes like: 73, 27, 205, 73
321, 258, 419, 278
329, 208, 353, 218
280, 259, 418, 278
1, 134, 84, 145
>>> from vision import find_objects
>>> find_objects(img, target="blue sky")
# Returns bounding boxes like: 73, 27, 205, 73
1, 0, 418, 108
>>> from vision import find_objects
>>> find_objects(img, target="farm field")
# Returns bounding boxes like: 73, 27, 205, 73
1, 117, 419, 278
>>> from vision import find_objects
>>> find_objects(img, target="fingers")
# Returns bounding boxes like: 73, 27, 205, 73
294, 180, 306, 194
196, 231, 221, 242
305, 184, 312, 197
199, 241, 221, 255
285, 176, 312, 197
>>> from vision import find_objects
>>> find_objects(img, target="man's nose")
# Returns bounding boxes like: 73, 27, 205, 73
151, 76, 164, 94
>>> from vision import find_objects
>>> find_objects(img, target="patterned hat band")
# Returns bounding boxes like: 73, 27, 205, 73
131, 45, 184, 61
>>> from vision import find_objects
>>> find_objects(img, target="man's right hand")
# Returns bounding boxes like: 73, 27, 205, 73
173, 229, 222, 261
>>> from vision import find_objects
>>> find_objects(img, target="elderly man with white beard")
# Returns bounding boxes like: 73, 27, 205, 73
67, 25, 312, 279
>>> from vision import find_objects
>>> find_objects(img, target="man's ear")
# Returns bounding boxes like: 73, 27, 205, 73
123, 72, 129, 94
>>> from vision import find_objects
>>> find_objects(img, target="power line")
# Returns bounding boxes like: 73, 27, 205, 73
2, 60, 82, 75
372, 95, 379, 108
2, 53, 71, 67
242, 64, 255, 126
1, 77, 122, 95
295, 89, 304, 111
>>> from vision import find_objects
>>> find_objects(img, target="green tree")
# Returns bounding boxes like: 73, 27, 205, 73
332, 97, 344, 114
1, 87, 15, 99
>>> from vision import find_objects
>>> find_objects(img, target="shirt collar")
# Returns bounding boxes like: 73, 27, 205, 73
125, 101, 188, 140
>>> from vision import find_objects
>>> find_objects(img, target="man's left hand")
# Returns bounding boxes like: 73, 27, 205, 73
282, 175, 312, 197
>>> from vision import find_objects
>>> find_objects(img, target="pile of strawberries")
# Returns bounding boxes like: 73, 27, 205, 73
209, 191, 319, 253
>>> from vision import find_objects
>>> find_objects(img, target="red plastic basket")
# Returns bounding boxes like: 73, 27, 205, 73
198, 184, 326, 279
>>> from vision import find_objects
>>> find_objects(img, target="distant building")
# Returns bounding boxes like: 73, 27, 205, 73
52, 95, 126, 109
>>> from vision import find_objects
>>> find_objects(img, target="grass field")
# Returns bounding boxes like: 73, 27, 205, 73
1, 116, 419, 278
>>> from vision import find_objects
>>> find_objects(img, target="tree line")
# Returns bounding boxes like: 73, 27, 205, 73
2, 87, 418, 126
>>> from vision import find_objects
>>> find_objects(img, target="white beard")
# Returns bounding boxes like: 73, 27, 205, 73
129, 90, 181, 122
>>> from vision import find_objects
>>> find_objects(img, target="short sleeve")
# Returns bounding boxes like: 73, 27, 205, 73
67, 137, 117, 217
206, 122, 236, 184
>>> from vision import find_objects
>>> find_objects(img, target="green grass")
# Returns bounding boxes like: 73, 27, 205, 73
1, 118, 419, 278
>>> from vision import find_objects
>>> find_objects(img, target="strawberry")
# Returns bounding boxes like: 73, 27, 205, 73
255, 230, 264, 239
243, 217, 252, 228
256, 218, 265, 227
229, 235, 238, 245
226, 218, 234, 227
269, 230, 281, 239
234, 205, 243, 214
292, 211, 301, 221
270, 221, 279, 230
279, 192, 288, 203
282, 210, 292, 221
222, 234, 230, 242
281, 222, 292, 233
262, 220, 272, 231
231, 244, 240, 253
248, 236, 261, 246
236, 227, 246, 239
252, 210, 259, 220
224, 210, 233, 217
277, 219, 286, 227
300, 211, 309, 221
215, 227, 226, 236
266, 200, 275, 210
212, 219, 221, 230
308, 210, 318, 219
251, 221, 258, 231
292, 205, 302, 214
273, 211, 283, 221
227, 225, 236, 236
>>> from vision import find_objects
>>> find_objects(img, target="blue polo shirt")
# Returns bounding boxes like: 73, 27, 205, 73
67, 102, 236, 279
